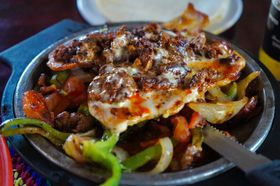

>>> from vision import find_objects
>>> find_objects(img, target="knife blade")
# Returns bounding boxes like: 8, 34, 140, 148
202, 125, 271, 173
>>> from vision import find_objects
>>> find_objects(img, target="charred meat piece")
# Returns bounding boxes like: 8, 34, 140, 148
54, 111, 94, 133
170, 143, 202, 171
227, 96, 260, 124
47, 33, 114, 71
88, 64, 138, 103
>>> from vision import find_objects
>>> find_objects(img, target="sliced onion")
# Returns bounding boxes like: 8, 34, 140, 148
78, 129, 96, 137
63, 134, 92, 163
237, 71, 260, 99
149, 137, 173, 174
208, 87, 231, 102
188, 97, 248, 124
113, 147, 129, 162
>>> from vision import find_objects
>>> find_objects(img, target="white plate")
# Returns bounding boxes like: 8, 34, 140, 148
76, 0, 243, 34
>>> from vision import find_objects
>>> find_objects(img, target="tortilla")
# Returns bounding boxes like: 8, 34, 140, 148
95, 0, 229, 24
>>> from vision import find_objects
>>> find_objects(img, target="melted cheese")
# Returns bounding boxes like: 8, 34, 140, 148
88, 88, 201, 133
111, 34, 129, 59
85, 26, 246, 134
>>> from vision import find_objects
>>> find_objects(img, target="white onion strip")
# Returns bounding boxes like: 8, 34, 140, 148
149, 137, 173, 174
113, 146, 129, 162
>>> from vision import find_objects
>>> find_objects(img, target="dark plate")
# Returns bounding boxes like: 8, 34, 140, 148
10, 23, 275, 185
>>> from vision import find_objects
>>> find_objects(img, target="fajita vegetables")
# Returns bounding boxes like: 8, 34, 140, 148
0, 23, 261, 186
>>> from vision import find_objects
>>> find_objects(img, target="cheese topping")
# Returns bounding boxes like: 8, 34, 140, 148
47, 24, 245, 134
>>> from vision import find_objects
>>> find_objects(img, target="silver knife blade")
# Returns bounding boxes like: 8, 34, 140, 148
202, 125, 271, 173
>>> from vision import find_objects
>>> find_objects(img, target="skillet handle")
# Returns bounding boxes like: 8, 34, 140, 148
246, 160, 280, 186
0, 19, 90, 121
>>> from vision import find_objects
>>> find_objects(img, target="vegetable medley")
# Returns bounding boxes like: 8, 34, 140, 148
0, 23, 261, 186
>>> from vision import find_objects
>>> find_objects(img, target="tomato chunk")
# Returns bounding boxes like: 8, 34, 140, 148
22, 90, 53, 124
171, 116, 190, 143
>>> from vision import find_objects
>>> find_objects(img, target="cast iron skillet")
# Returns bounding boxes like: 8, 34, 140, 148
10, 23, 275, 185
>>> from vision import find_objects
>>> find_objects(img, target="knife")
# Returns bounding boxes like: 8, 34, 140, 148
202, 125, 280, 186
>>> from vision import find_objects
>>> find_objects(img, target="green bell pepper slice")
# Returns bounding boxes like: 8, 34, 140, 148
78, 104, 91, 117
82, 131, 121, 186
1, 127, 63, 146
191, 127, 204, 149
49, 71, 69, 87
122, 144, 161, 172
1, 118, 70, 142
226, 82, 237, 100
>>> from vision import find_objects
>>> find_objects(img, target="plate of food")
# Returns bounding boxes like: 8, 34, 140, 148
77, 0, 243, 34
0, 8, 275, 186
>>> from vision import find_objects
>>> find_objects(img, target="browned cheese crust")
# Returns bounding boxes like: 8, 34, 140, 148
47, 24, 245, 133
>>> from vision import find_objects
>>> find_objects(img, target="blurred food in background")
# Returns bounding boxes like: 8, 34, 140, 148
77, 0, 243, 34
163, 3, 209, 33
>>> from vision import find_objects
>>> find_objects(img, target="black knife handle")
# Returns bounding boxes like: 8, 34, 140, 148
246, 160, 280, 186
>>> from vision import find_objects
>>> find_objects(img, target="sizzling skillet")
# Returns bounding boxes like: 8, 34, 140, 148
2, 22, 276, 185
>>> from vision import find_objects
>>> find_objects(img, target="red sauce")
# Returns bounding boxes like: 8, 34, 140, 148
130, 93, 150, 115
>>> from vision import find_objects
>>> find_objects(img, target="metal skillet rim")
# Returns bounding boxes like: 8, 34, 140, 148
14, 23, 275, 185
